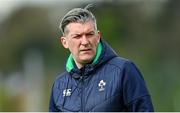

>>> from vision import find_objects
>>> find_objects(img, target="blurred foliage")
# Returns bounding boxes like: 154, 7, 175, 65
0, 0, 180, 111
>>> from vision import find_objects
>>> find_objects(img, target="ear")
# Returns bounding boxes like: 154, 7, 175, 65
97, 31, 101, 43
60, 36, 69, 49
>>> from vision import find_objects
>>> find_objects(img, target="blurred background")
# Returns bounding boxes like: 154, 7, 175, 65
0, 0, 180, 111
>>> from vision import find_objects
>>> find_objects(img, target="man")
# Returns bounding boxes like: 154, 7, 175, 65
49, 5, 154, 112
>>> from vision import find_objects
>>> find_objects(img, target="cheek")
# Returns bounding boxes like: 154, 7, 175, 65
68, 42, 78, 52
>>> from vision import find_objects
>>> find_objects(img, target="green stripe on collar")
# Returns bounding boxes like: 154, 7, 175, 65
66, 54, 74, 72
66, 42, 102, 72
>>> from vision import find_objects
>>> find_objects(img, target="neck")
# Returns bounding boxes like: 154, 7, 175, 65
75, 61, 84, 69
74, 60, 92, 69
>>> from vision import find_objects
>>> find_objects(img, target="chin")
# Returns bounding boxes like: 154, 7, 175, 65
80, 57, 94, 64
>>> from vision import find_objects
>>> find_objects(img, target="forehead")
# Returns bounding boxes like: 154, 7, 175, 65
66, 21, 95, 35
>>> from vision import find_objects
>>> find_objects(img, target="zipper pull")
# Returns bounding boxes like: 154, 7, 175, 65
80, 76, 83, 80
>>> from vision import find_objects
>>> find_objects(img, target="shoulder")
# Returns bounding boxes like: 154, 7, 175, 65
53, 71, 69, 89
106, 56, 144, 81
55, 71, 68, 81
107, 56, 136, 71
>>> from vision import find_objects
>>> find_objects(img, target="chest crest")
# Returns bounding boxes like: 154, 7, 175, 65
98, 80, 106, 91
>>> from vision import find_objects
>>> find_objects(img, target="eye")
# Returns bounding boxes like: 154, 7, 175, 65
72, 35, 81, 39
86, 32, 95, 37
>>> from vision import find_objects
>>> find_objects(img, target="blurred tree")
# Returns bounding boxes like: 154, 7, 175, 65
0, 6, 66, 73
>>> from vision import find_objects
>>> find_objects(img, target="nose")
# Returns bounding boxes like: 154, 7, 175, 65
81, 35, 89, 45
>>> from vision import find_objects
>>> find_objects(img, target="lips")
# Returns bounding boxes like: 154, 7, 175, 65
81, 49, 91, 51
80, 48, 92, 52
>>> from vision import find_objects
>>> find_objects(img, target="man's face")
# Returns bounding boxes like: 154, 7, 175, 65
61, 21, 101, 67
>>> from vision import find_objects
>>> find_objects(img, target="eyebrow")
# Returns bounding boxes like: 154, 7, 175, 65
88, 30, 95, 33
70, 30, 95, 36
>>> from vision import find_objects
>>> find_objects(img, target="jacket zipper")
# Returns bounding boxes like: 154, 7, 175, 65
80, 68, 85, 112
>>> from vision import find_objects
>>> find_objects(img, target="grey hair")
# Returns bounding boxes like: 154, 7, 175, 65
59, 4, 97, 35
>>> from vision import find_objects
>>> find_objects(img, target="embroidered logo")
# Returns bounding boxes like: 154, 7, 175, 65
63, 89, 71, 97
98, 80, 106, 91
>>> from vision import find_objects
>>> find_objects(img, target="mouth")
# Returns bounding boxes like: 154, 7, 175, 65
80, 48, 92, 52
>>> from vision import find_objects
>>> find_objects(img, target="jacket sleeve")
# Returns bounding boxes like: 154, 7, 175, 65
122, 61, 154, 112
49, 83, 60, 112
